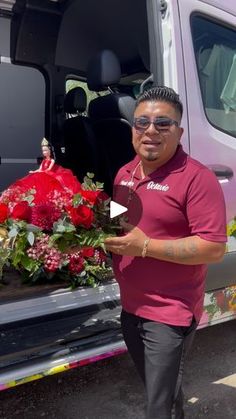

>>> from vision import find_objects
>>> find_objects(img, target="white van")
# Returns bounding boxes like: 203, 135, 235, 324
0, 0, 236, 391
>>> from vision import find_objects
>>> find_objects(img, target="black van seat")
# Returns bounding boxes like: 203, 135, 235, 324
87, 50, 135, 196
63, 87, 99, 183
64, 86, 87, 117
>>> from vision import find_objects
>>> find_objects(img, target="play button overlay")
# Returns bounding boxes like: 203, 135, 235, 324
110, 201, 128, 219
112, 184, 143, 226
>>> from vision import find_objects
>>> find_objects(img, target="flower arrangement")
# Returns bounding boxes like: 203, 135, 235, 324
0, 174, 118, 288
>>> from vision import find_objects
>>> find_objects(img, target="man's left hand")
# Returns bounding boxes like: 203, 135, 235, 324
105, 221, 147, 256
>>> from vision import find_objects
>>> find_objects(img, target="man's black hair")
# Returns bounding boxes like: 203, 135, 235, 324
136, 86, 183, 118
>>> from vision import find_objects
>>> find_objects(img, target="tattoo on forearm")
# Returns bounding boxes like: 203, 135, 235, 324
178, 240, 187, 259
177, 239, 198, 259
189, 240, 198, 254
164, 241, 174, 257
164, 239, 198, 260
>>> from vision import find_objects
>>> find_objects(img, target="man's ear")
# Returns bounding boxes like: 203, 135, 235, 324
179, 127, 184, 141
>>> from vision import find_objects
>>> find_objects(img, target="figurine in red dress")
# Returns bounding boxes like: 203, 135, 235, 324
3, 138, 81, 204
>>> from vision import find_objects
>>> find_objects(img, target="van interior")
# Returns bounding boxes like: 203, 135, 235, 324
0, 0, 152, 194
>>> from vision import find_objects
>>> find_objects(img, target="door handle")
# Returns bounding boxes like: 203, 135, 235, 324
207, 164, 234, 180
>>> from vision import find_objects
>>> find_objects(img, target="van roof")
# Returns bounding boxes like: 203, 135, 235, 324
1, 0, 236, 15
0, 0, 235, 77
0, 0, 150, 77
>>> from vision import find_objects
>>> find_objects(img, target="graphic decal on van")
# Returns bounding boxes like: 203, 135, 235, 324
226, 219, 236, 252
199, 285, 236, 329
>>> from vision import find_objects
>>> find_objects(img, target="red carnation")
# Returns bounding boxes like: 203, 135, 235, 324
11, 201, 32, 222
94, 249, 107, 264
0, 203, 8, 223
68, 205, 94, 228
31, 203, 61, 231
68, 253, 84, 274
98, 249, 107, 263
81, 246, 95, 258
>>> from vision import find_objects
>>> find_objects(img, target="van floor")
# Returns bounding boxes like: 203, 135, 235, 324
0, 268, 71, 303
0, 268, 116, 304
0, 271, 121, 369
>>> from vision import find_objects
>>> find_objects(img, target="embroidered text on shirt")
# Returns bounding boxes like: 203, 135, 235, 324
147, 181, 169, 191
120, 180, 135, 187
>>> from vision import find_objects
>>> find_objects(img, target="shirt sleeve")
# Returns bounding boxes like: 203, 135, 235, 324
186, 168, 227, 243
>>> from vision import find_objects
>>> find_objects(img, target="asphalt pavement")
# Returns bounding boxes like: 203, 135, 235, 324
0, 320, 236, 418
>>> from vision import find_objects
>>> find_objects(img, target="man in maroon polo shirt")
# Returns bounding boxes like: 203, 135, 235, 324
105, 86, 226, 419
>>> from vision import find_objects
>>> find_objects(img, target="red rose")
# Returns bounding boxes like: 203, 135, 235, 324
11, 201, 32, 222
81, 190, 99, 205
81, 246, 95, 258
0, 203, 8, 223
68, 205, 94, 228
96, 191, 109, 203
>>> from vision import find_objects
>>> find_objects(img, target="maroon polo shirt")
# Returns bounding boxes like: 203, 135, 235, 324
112, 145, 227, 326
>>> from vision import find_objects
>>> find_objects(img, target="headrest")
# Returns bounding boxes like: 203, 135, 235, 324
88, 94, 136, 124
64, 87, 87, 114
87, 50, 121, 91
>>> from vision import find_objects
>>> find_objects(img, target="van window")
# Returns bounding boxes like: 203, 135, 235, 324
0, 61, 45, 191
65, 79, 109, 112
191, 15, 236, 137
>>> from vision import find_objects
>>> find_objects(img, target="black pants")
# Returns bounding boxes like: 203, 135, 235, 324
121, 310, 197, 419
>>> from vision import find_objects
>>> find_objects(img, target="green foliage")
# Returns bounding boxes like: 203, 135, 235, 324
66, 80, 109, 112
53, 219, 76, 234
0, 247, 10, 278
72, 193, 83, 207
205, 303, 220, 319
82, 173, 104, 191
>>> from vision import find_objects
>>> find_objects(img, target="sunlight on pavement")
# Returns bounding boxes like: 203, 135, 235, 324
213, 373, 236, 388
187, 397, 199, 404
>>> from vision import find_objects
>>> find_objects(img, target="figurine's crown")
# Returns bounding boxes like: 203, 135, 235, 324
41, 138, 49, 146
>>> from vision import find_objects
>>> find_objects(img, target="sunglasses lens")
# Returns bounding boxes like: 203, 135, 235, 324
154, 118, 173, 128
134, 117, 178, 131
154, 119, 172, 127
134, 118, 150, 130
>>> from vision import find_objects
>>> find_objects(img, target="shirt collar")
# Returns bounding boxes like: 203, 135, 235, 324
125, 145, 188, 179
